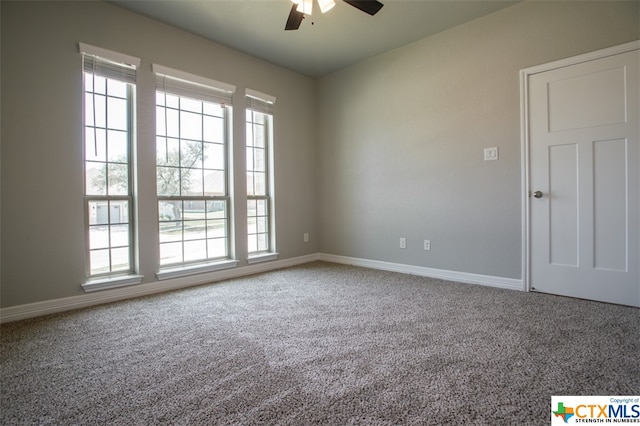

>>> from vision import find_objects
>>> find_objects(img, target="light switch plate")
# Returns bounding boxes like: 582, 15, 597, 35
484, 147, 498, 161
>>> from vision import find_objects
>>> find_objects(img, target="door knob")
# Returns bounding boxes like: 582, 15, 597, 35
531, 190, 543, 198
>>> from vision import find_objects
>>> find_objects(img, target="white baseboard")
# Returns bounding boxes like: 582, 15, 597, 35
0, 254, 319, 323
318, 253, 524, 291
1, 252, 523, 323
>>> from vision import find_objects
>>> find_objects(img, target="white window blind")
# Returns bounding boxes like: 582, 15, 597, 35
79, 43, 139, 83
153, 64, 235, 106
246, 89, 276, 115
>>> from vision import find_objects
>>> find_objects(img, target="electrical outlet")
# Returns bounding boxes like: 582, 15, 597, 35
304, 233, 309, 242
400, 238, 407, 249
424, 240, 431, 251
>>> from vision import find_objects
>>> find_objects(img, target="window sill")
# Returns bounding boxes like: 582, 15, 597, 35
82, 274, 144, 293
247, 252, 279, 264
156, 259, 239, 281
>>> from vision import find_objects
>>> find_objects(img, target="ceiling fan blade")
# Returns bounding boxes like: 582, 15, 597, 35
342, 0, 384, 16
285, 4, 304, 30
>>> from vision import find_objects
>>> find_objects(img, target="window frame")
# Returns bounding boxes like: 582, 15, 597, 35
154, 65, 236, 271
80, 44, 141, 283
246, 90, 277, 262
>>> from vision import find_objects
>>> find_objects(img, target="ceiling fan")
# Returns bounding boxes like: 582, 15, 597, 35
285, 0, 384, 31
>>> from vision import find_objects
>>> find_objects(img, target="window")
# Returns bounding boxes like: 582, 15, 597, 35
154, 65, 235, 268
81, 44, 140, 278
246, 90, 276, 260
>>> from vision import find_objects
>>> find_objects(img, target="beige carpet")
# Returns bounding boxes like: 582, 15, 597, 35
1, 261, 638, 424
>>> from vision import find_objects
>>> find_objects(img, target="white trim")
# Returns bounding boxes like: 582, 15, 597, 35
152, 63, 236, 94
247, 252, 279, 264
1, 252, 526, 323
519, 40, 640, 294
0, 254, 319, 323
82, 275, 144, 293
318, 254, 523, 291
520, 67, 532, 292
246, 88, 276, 104
522, 40, 639, 76
78, 42, 140, 67
156, 260, 239, 281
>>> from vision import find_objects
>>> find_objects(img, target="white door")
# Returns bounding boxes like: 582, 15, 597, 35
528, 47, 639, 307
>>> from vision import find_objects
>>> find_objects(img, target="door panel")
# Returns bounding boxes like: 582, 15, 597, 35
529, 49, 639, 307
593, 138, 627, 272
547, 66, 627, 132
548, 143, 578, 267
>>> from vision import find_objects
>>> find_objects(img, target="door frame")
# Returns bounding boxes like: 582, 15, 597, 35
519, 40, 640, 293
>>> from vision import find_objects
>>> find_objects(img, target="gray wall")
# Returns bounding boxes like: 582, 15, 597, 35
317, 1, 639, 279
1, 1, 318, 307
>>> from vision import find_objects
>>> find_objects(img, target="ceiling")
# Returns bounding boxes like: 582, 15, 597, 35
109, 0, 520, 77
